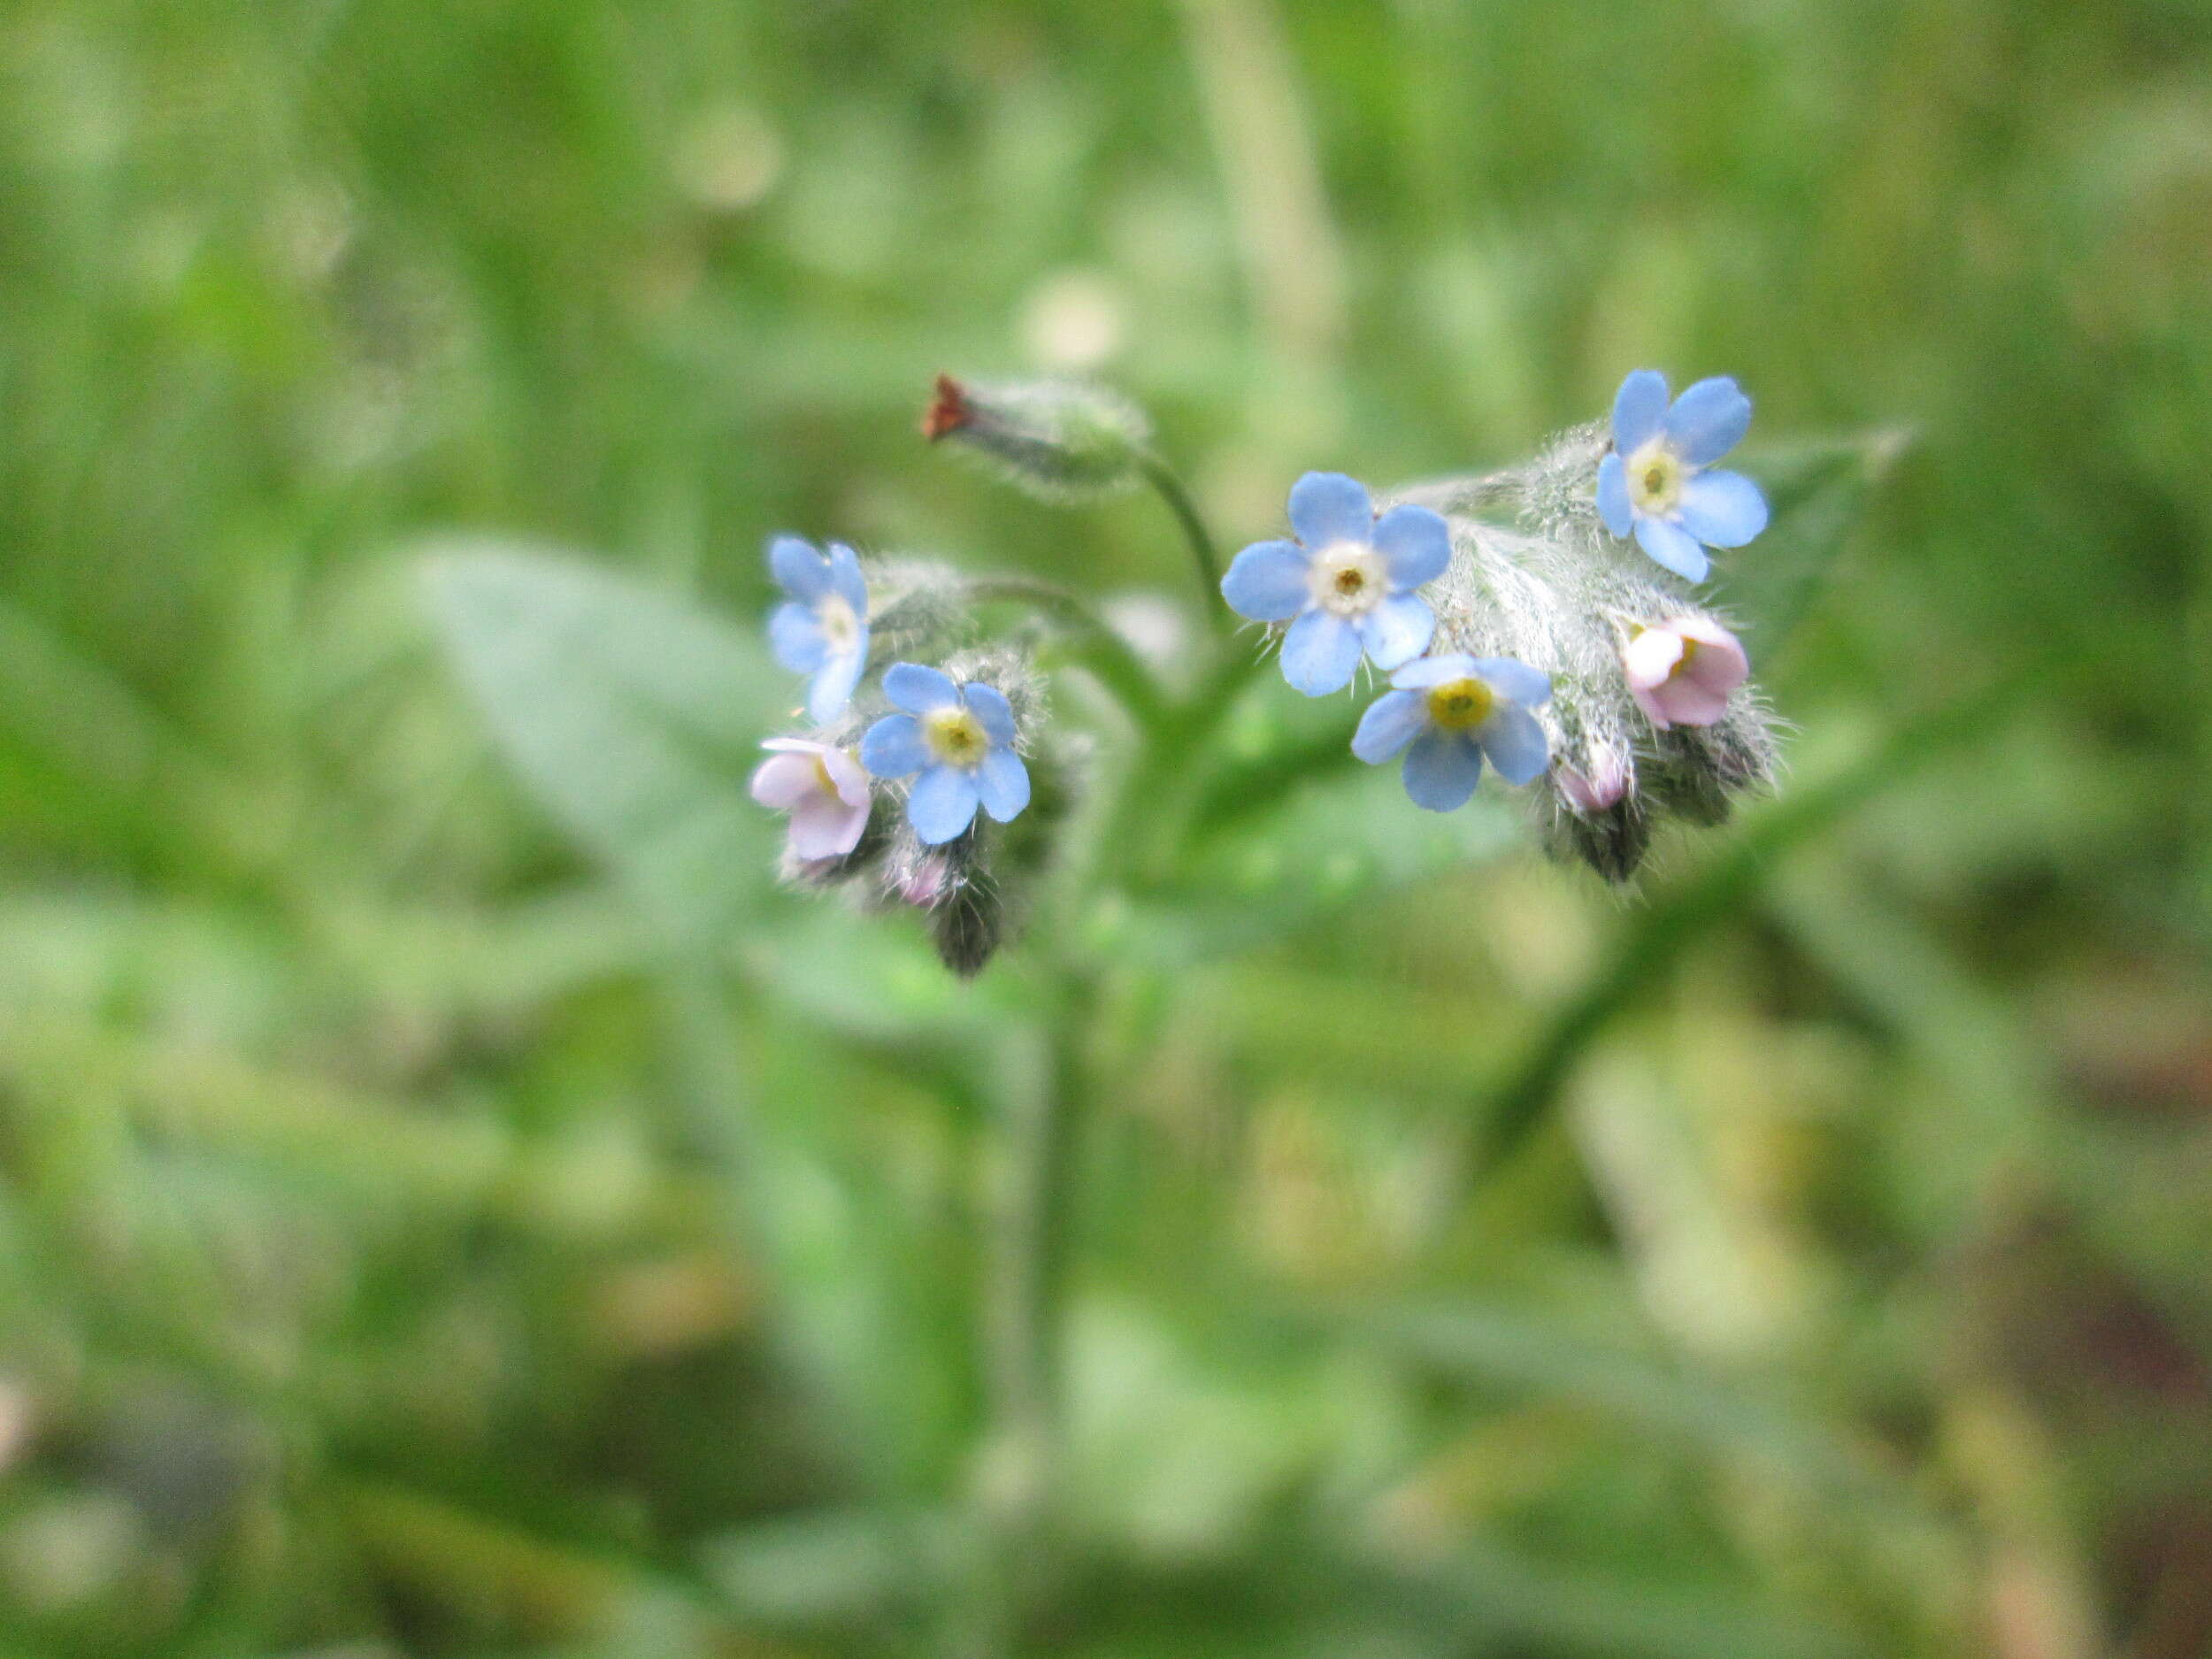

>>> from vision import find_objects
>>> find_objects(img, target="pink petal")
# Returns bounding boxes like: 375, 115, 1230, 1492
1678, 619, 1748, 698
749, 752, 819, 809
787, 793, 869, 859
1650, 678, 1731, 726
1621, 627, 1686, 693
820, 746, 872, 809
761, 736, 832, 756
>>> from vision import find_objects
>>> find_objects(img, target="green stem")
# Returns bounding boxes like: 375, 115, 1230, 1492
964, 577, 1171, 731
1137, 451, 1228, 626
980, 972, 1092, 1643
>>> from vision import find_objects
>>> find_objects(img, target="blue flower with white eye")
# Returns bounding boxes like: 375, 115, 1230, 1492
767, 535, 872, 724
1596, 372, 1770, 583
858, 664, 1031, 845
1352, 653, 1552, 812
1220, 472, 1451, 696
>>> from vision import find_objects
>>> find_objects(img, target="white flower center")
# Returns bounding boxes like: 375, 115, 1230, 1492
1424, 676, 1494, 732
923, 706, 988, 769
1308, 541, 1386, 618
817, 593, 860, 654
1626, 442, 1685, 515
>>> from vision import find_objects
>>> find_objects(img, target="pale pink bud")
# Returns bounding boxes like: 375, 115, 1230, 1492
1622, 617, 1749, 730
896, 855, 951, 908
1557, 749, 1631, 813
750, 738, 872, 861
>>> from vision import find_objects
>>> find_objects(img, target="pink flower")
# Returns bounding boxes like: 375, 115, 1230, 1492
749, 738, 871, 860
1622, 617, 1748, 729
1556, 748, 1631, 813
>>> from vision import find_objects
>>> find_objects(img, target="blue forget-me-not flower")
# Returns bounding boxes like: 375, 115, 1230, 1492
1352, 653, 1553, 812
1220, 472, 1451, 696
859, 664, 1031, 844
1596, 372, 1769, 584
768, 535, 872, 724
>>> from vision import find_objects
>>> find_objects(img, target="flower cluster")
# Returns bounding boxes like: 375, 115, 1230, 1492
747, 366, 1792, 979
1221, 370, 1778, 868
751, 539, 1058, 975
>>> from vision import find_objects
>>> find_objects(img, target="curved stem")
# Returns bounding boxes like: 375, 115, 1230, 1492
964, 577, 1170, 730
1137, 452, 1228, 628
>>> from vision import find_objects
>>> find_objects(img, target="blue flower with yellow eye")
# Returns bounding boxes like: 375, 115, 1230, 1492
1352, 653, 1552, 811
767, 535, 871, 724
1596, 372, 1769, 583
858, 664, 1030, 845
1220, 472, 1451, 696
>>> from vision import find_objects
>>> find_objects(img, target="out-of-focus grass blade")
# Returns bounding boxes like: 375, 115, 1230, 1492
419, 544, 785, 952
1715, 430, 1910, 664
1360, 1299, 1912, 1509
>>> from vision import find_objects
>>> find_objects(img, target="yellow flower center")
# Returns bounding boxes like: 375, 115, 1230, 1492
1626, 442, 1684, 515
818, 593, 860, 653
923, 706, 988, 769
1309, 542, 1386, 618
810, 752, 842, 795
1424, 676, 1494, 732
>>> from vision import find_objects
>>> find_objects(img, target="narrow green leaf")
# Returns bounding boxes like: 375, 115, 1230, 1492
1716, 430, 1909, 663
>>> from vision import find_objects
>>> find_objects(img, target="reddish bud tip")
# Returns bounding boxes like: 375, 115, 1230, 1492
922, 374, 971, 441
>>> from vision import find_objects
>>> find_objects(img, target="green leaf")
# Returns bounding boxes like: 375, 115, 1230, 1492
1110, 762, 1519, 964
1715, 429, 1909, 663
421, 544, 786, 951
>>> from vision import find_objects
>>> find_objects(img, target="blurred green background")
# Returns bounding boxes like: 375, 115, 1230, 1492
2, 0, 2208, 1655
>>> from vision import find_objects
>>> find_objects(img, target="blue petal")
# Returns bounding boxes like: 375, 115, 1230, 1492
770, 601, 828, 673
1596, 452, 1632, 538
1633, 516, 1711, 582
807, 642, 866, 725
826, 541, 869, 615
1221, 539, 1312, 621
1286, 472, 1373, 549
1663, 377, 1752, 467
1372, 504, 1450, 589
1358, 592, 1434, 671
1279, 608, 1363, 696
1352, 688, 1428, 764
1402, 728, 1484, 812
859, 712, 929, 778
963, 683, 1018, 746
1468, 656, 1551, 708
1611, 370, 1669, 455
884, 662, 960, 714
975, 748, 1030, 822
1391, 652, 1478, 690
1676, 469, 1768, 548
768, 534, 830, 601
1476, 702, 1550, 786
908, 764, 980, 845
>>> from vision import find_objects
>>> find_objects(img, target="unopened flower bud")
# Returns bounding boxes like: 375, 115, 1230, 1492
922, 374, 1151, 501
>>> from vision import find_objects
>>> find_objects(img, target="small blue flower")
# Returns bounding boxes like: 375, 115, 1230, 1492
767, 535, 872, 724
858, 664, 1031, 845
1596, 372, 1770, 583
1352, 652, 1552, 812
1220, 472, 1451, 696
